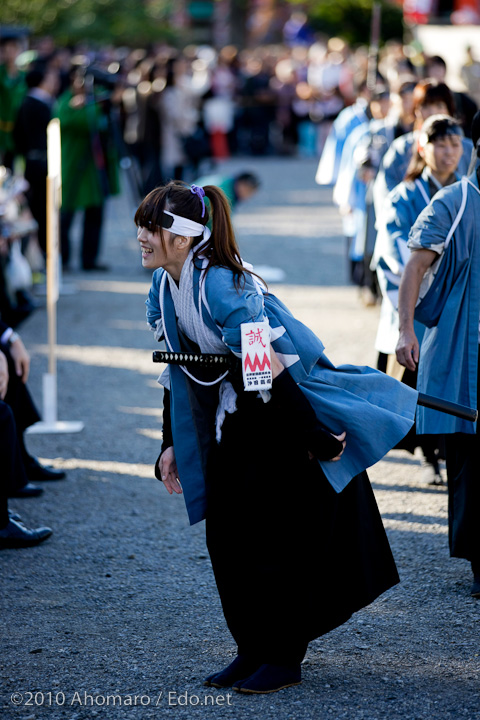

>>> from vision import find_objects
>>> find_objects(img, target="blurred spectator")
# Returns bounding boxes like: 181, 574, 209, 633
13, 61, 60, 257
204, 46, 238, 158
55, 64, 120, 271
160, 55, 204, 181
0, 168, 38, 327
0, 30, 28, 169
122, 56, 165, 195
283, 11, 315, 47
461, 46, 480, 109
237, 52, 277, 155
424, 55, 477, 137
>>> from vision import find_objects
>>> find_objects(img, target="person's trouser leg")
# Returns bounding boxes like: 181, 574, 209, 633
3, 348, 41, 493
81, 205, 104, 269
445, 431, 480, 561
0, 401, 27, 509
60, 209, 75, 268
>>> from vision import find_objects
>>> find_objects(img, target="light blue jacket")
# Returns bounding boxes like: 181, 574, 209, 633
147, 263, 417, 524
409, 169, 480, 434
315, 99, 369, 186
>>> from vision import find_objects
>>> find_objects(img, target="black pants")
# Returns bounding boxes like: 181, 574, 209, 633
0, 401, 25, 528
3, 347, 40, 492
25, 161, 48, 255
444, 353, 480, 565
61, 205, 104, 269
205, 390, 399, 665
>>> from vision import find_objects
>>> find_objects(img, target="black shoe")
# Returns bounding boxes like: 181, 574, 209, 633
233, 663, 302, 694
25, 456, 66, 481
0, 519, 52, 548
9, 483, 44, 498
471, 577, 480, 599
204, 656, 261, 688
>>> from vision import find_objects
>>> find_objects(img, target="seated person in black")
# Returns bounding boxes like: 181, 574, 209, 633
0, 320, 66, 496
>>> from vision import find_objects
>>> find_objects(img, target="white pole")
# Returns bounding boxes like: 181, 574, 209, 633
27, 119, 84, 435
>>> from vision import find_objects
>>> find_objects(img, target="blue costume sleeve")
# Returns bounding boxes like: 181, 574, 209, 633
379, 188, 414, 271
382, 134, 413, 194
145, 268, 164, 336
203, 267, 265, 354
408, 184, 461, 254
377, 179, 433, 274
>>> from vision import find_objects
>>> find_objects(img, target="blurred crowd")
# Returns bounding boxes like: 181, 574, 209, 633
1, 28, 479, 289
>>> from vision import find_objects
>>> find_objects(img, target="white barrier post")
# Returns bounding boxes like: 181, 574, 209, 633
27, 119, 84, 435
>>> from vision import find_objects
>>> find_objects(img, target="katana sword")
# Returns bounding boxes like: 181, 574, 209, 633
153, 352, 478, 422
153, 350, 240, 370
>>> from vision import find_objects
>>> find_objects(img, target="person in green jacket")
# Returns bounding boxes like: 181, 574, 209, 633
55, 67, 119, 271
0, 33, 27, 169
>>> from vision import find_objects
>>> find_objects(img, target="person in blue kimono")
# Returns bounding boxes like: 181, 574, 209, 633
332, 86, 391, 292
373, 80, 473, 218
136, 181, 417, 694
374, 115, 464, 484
315, 83, 370, 187
351, 79, 416, 304
396, 110, 480, 599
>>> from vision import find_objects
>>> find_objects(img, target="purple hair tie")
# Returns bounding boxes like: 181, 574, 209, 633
190, 184, 206, 217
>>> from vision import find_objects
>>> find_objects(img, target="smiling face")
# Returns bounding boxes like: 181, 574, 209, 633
421, 134, 463, 181
137, 225, 191, 280
138, 225, 170, 268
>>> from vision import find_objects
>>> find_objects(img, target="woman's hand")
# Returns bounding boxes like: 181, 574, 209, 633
9, 335, 30, 383
157, 446, 182, 495
329, 431, 346, 462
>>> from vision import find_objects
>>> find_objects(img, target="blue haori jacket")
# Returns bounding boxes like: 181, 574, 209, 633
315, 99, 369, 187
373, 169, 461, 354
146, 262, 418, 525
408, 169, 480, 435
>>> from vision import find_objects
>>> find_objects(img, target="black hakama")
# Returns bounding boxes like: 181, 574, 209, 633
205, 386, 399, 666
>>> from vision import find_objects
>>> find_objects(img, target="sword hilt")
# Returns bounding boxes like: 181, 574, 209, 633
417, 393, 477, 422
153, 351, 239, 369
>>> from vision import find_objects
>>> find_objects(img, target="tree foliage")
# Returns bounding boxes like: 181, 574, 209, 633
285, 0, 404, 45
0, 0, 177, 46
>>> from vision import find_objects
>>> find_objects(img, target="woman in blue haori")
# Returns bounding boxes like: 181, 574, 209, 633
374, 115, 464, 484
373, 80, 473, 218
396, 110, 480, 599
136, 181, 417, 694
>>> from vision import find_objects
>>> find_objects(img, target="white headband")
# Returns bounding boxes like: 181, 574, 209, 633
162, 210, 211, 242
